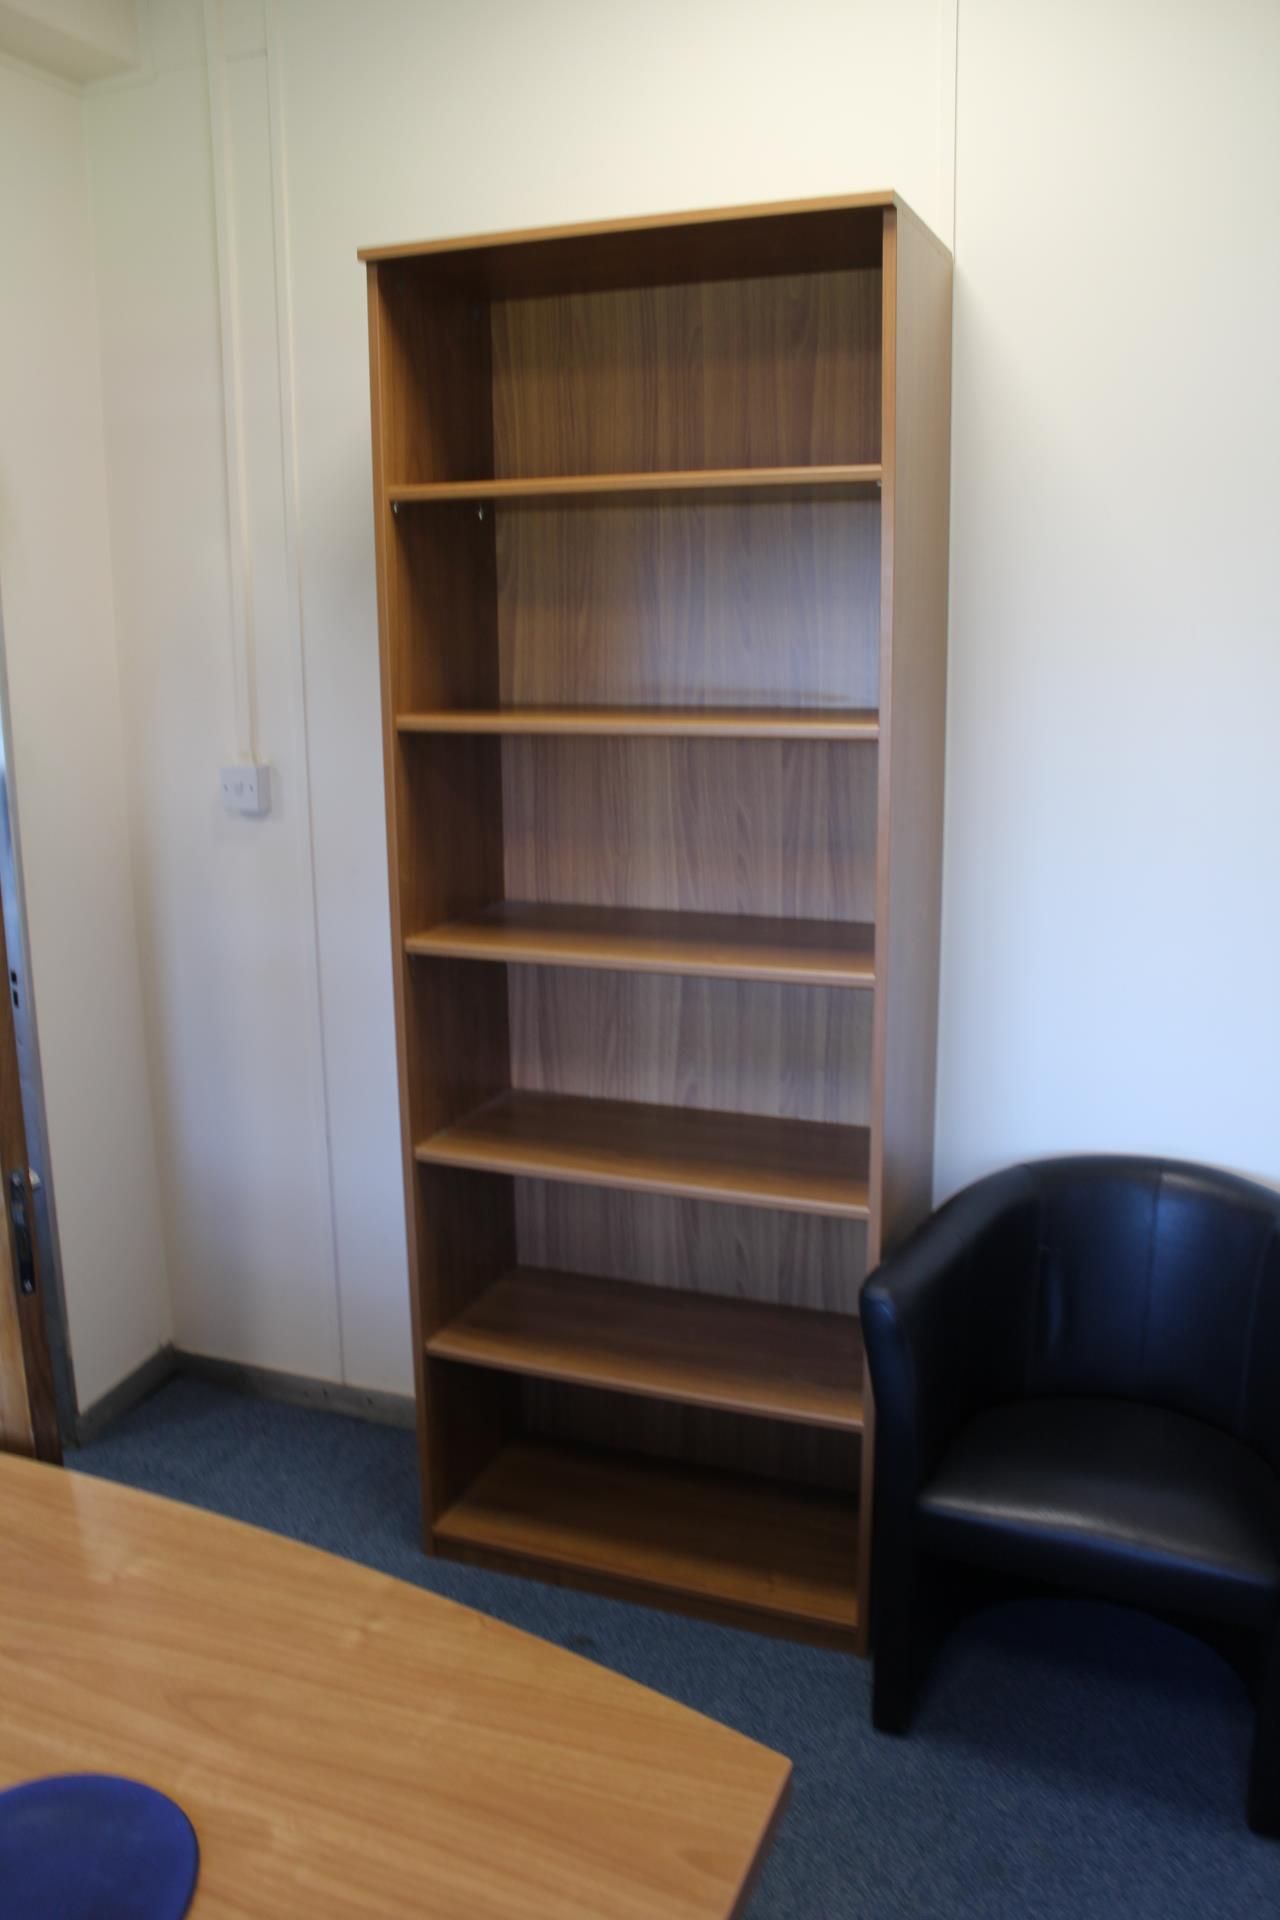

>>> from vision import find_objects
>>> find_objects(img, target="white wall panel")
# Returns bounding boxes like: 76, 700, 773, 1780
0, 60, 171, 1408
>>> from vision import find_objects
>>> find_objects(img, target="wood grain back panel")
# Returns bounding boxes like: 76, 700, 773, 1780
514, 1183, 867, 1315
520, 1377, 859, 1493
502, 738, 879, 920
495, 497, 880, 711
508, 969, 871, 1125
491, 271, 881, 475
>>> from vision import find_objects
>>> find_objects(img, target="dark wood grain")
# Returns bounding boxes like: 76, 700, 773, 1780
496, 496, 881, 713
417, 1090, 870, 1217
521, 1377, 857, 1494
434, 1440, 859, 1634
502, 737, 879, 921
490, 274, 880, 475
508, 969, 871, 1125
514, 1183, 868, 1316
428, 1268, 864, 1430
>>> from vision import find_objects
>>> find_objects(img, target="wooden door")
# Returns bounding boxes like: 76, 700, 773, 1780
0, 903, 58, 1459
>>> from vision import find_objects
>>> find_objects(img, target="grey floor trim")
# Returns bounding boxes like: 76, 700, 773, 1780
74, 1344, 177, 1446
172, 1350, 417, 1430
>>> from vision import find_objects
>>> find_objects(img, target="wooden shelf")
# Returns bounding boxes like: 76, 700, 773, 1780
417, 1091, 870, 1218
388, 465, 881, 506
428, 1269, 865, 1431
397, 706, 879, 740
407, 902, 877, 987
434, 1440, 859, 1636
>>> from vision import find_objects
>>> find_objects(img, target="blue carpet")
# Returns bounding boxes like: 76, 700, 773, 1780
75, 1378, 1280, 1918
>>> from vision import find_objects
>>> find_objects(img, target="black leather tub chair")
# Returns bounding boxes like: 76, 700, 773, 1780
860, 1155, 1280, 1834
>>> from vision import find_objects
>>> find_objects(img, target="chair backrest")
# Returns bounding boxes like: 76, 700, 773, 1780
1021, 1157, 1280, 1469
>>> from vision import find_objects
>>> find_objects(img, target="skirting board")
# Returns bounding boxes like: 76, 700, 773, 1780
73, 1344, 177, 1446
73, 1345, 416, 1445
172, 1350, 417, 1430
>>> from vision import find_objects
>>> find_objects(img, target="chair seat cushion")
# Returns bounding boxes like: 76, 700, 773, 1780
917, 1397, 1280, 1626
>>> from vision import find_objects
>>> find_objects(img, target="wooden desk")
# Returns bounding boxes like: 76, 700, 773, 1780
0, 1457, 788, 1918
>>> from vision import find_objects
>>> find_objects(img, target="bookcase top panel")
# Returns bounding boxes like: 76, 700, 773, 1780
358, 191, 904, 293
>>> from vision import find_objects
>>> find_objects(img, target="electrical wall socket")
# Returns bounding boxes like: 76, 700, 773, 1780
220, 763, 272, 816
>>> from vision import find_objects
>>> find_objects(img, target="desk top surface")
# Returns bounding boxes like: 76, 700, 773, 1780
0, 1455, 789, 1919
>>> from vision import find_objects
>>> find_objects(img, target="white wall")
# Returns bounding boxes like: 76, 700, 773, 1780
937, 0, 1280, 1194
85, 0, 343, 1382
72, 0, 1279, 1396
0, 54, 171, 1409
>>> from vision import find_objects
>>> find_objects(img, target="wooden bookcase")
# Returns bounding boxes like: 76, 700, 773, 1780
362, 194, 951, 1651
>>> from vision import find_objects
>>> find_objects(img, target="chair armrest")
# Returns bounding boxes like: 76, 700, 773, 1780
860, 1164, 1040, 1495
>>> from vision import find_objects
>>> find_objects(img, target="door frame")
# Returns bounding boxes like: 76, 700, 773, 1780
0, 597, 77, 1450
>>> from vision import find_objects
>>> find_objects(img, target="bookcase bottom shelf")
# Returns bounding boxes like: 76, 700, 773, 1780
433, 1440, 859, 1644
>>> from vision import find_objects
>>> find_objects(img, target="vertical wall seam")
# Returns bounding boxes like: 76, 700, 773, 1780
263, 0, 347, 1383
202, 0, 257, 761
74, 73, 176, 1357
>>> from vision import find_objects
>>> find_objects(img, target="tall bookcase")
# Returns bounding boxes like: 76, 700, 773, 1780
362, 194, 951, 1650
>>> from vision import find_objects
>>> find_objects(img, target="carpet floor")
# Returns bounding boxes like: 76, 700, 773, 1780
75, 1377, 1280, 1918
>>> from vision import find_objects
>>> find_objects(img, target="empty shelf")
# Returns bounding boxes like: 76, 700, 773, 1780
396, 706, 879, 740
388, 464, 881, 505
407, 902, 876, 987
428, 1269, 865, 1431
417, 1090, 870, 1218
434, 1439, 859, 1634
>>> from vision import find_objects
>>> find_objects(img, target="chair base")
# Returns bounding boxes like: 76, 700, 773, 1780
870, 1570, 1280, 1839
871, 1641, 916, 1734
1249, 1635, 1280, 1837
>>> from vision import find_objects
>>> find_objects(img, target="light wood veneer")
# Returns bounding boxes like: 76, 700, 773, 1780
428, 1267, 864, 1430
408, 901, 876, 986
418, 1090, 871, 1217
436, 1440, 859, 1638
0, 1455, 789, 1918
398, 707, 879, 739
